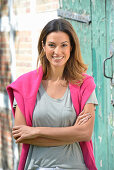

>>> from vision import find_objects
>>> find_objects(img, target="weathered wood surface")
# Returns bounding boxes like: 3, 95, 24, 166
60, 0, 92, 75
59, 0, 114, 169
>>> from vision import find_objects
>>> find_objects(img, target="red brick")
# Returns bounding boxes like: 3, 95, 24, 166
0, 43, 9, 48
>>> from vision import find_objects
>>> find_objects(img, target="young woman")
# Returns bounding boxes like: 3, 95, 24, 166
7, 19, 98, 170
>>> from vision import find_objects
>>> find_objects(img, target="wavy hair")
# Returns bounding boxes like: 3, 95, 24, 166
37, 18, 88, 85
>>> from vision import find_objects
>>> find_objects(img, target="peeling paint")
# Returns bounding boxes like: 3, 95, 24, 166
100, 160, 102, 167
98, 136, 102, 143
98, 104, 102, 118
91, 0, 95, 10
108, 113, 114, 127
112, 131, 114, 137
72, 0, 75, 3
111, 0, 114, 7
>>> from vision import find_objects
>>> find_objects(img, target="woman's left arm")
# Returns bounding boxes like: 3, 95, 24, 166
36, 103, 95, 142
76, 103, 95, 140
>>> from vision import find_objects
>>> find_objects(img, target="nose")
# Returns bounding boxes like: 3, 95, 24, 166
54, 46, 61, 55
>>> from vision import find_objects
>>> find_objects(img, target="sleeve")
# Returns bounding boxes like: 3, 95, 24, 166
80, 76, 96, 111
86, 89, 98, 110
86, 90, 98, 105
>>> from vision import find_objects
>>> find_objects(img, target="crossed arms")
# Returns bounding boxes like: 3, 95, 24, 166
12, 103, 95, 146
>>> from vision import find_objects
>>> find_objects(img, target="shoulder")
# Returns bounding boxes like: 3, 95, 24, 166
80, 74, 96, 95
82, 74, 95, 86
69, 74, 95, 90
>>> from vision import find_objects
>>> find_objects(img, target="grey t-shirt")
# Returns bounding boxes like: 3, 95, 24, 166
23, 83, 98, 170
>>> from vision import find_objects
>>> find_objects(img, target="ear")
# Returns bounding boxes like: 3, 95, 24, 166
70, 46, 72, 52
42, 41, 45, 52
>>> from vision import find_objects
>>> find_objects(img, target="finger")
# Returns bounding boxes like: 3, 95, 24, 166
16, 134, 28, 143
12, 128, 20, 133
13, 133, 21, 139
78, 117, 88, 125
16, 137, 22, 143
12, 126, 20, 130
12, 130, 20, 136
79, 118, 89, 125
79, 110, 85, 115
12, 125, 25, 130
78, 113, 91, 120
79, 112, 91, 116
78, 115, 91, 125
80, 115, 92, 125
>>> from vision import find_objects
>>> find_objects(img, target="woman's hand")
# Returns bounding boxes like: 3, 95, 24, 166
75, 110, 92, 125
12, 125, 39, 143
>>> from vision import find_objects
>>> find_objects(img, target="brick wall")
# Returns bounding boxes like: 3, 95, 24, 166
0, 0, 8, 16
0, 32, 11, 93
0, 0, 59, 169
13, 0, 30, 14
0, 108, 13, 170
15, 31, 32, 78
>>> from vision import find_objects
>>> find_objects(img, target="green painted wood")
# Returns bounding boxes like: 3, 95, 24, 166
106, 0, 114, 169
92, 0, 114, 169
60, 0, 92, 75
59, 0, 114, 170
91, 0, 108, 169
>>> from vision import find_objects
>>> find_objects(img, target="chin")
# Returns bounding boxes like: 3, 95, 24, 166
51, 63, 65, 69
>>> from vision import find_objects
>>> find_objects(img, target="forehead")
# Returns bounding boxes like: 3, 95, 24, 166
46, 31, 70, 42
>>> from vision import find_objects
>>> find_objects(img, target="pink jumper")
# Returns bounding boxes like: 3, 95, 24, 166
6, 66, 97, 170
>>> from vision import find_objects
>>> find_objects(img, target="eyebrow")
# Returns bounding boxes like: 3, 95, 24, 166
61, 41, 69, 44
48, 41, 69, 44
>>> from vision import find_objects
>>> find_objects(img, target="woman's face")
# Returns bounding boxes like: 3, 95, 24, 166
43, 31, 72, 70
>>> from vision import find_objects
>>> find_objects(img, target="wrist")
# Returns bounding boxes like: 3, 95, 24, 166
34, 127, 40, 137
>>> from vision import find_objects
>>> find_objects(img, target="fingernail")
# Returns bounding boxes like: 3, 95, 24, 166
88, 115, 91, 119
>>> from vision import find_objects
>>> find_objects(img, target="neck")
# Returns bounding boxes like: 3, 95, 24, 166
49, 65, 64, 81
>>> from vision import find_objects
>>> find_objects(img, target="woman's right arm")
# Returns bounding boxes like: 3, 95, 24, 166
14, 105, 27, 126
13, 105, 91, 146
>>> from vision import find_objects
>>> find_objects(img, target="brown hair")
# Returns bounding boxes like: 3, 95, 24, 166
37, 18, 88, 85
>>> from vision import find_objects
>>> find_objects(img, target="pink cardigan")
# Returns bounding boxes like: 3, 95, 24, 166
6, 66, 97, 170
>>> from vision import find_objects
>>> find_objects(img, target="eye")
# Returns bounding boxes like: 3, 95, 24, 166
62, 44, 68, 47
48, 44, 55, 48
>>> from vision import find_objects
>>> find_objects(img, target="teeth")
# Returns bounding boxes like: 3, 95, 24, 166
53, 56, 63, 60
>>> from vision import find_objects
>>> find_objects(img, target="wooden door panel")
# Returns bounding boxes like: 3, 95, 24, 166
59, 0, 92, 75
59, 0, 114, 169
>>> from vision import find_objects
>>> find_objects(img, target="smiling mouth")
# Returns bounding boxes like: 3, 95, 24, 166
52, 56, 64, 60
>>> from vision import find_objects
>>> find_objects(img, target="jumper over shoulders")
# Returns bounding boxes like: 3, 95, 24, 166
6, 66, 97, 170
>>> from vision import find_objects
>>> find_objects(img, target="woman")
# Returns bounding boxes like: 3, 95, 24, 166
7, 19, 98, 170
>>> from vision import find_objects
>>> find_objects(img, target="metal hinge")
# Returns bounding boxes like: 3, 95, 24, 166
103, 44, 114, 86
111, 99, 114, 106
103, 44, 114, 106
57, 9, 91, 24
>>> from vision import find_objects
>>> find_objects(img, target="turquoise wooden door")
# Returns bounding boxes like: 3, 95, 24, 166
58, 0, 114, 169
58, 0, 92, 75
